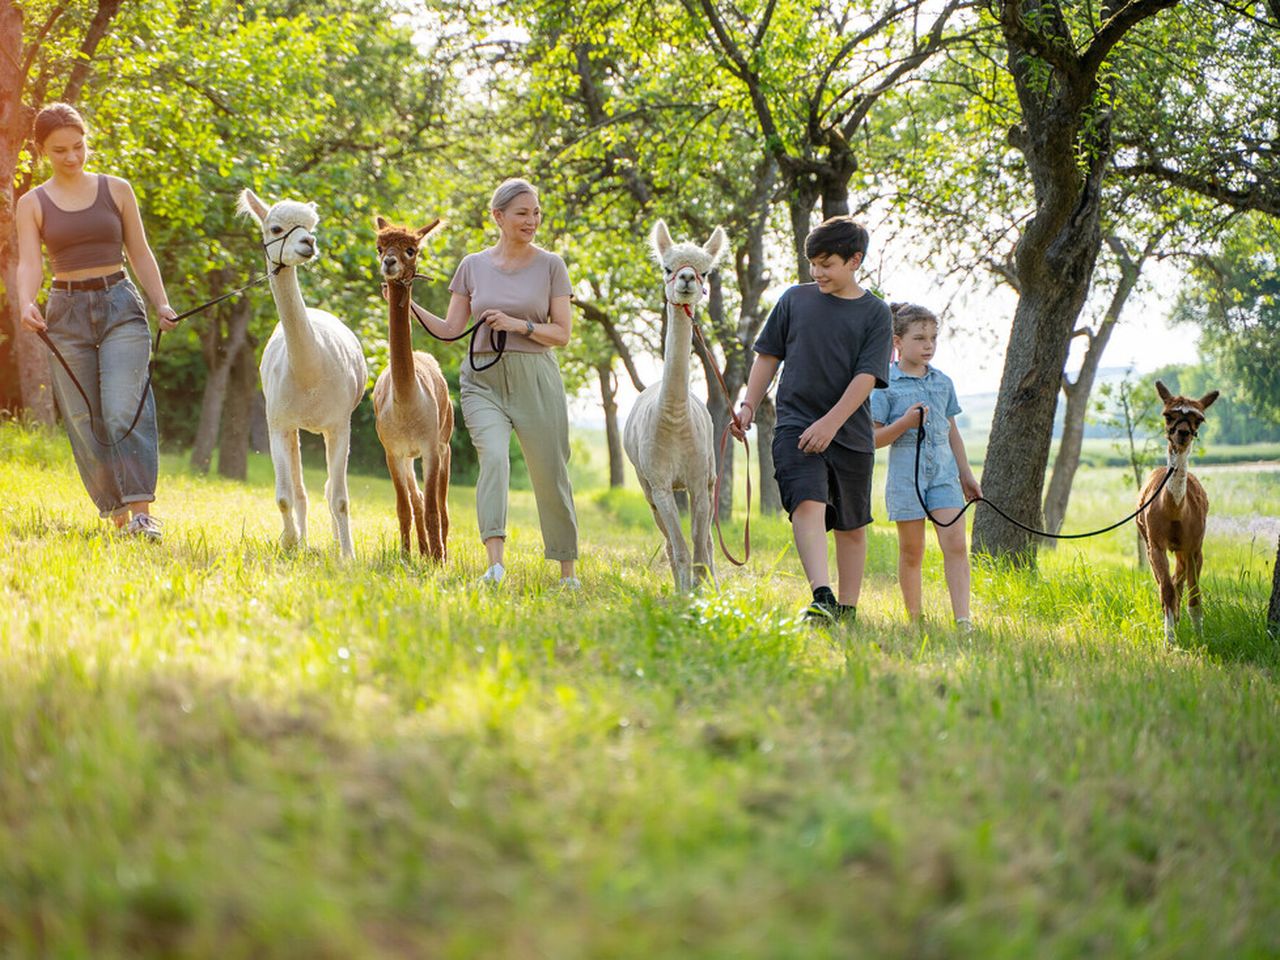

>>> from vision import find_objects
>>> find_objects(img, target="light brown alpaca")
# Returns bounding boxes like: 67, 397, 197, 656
1136, 380, 1218, 643
372, 217, 454, 560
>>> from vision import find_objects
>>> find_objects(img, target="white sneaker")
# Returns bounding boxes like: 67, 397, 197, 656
479, 562, 506, 585
126, 514, 163, 542
559, 576, 581, 591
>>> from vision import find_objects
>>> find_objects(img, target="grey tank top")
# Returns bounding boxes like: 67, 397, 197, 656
36, 174, 125, 273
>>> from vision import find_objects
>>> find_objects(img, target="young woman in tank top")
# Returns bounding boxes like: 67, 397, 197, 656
16, 103, 179, 540
408, 178, 580, 587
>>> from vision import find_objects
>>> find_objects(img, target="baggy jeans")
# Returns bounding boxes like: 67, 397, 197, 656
459, 351, 579, 560
43, 278, 158, 518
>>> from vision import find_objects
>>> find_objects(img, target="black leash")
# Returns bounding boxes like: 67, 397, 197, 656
397, 273, 506, 372
912, 407, 1173, 538
37, 268, 277, 448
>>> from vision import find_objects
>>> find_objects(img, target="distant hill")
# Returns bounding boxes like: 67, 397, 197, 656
957, 366, 1140, 444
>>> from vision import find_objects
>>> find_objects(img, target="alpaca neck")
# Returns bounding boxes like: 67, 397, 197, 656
1165, 445, 1190, 506
659, 302, 693, 423
269, 266, 321, 376
387, 281, 419, 401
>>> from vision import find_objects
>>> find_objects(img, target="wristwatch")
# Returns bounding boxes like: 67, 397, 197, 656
524, 319, 535, 336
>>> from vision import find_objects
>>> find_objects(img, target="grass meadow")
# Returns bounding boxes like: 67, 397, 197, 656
1, 417, 1278, 958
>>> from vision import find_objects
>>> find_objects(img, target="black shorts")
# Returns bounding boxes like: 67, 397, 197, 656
772, 429, 874, 531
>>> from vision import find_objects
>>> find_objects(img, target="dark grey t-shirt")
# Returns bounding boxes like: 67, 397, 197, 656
753, 284, 893, 454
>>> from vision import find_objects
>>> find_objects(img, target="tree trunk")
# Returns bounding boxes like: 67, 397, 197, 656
0, 3, 21, 411
1268, 534, 1280, 638
1044, 237, 1148, 538
249, 386, 269, 454
190, 297, 251, 473
1042, 320, 1117, 536
787, 191, 816, 283
217, 337, 256, 480
755, 394, 781, 515
972, 17, 1116, 563
597, 360, 624, 488
0, 0, 54, 424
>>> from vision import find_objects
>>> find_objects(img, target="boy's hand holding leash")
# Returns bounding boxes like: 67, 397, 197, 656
730, 399, 754, 440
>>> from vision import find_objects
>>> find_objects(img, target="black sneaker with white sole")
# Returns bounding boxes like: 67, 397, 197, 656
804, 586, 840, 623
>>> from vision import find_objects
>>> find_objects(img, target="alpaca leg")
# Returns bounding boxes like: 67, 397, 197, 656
1148, 545, 1177, 643
435, 443, 451, 562
288, 431, 308, 547
410, 456, 430, 558
386, 452, 413, 556
419, 450, 445, 563
323, 427, 355, 559
650, 488, 691, 592
269, 428, 301, 548
1187, 549, 1205, 635
691, 479, 717, 588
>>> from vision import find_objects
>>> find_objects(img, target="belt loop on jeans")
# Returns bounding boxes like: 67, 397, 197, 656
51, 270, 127, 293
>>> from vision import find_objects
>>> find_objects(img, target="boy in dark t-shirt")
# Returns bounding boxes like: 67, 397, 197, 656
732, 217, 892, 621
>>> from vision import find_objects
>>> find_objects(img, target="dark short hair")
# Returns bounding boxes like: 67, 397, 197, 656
805, 216, 869, 263
33, 103, 86, 146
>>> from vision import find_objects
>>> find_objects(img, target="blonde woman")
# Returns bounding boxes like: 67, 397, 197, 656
410, 178, 579, 586
15, 103, 178, 539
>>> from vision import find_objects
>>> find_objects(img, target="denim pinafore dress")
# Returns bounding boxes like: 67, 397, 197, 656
870, 363, 964, 521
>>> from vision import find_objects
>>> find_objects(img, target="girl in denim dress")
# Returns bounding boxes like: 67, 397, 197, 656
870, 304, 981, 627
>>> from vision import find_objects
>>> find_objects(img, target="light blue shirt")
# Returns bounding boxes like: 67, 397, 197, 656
871, 363, 965, 519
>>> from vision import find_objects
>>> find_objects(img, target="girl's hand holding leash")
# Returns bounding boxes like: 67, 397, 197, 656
961, 471, 982, 502
157, 304, 179, 332
20, 302, 46, 333
901, 402, 928, 427
730, 400, 754, 440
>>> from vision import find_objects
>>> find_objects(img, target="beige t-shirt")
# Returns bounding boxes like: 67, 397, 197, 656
448, 247, 572, 353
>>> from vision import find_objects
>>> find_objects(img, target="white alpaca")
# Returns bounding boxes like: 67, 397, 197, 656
624, 220, 729, 591
238, 189, 367, 558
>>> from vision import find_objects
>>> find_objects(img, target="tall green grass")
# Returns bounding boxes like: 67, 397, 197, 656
1, 419, 1277, 958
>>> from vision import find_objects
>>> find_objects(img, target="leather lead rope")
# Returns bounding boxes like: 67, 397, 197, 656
912, 407, 1174, 539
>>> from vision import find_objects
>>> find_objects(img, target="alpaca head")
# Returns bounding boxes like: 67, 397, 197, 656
651, 219, 729, 308
1155, 380, 1218, 454
374, 216, 442, 284
237, 188, 321, 268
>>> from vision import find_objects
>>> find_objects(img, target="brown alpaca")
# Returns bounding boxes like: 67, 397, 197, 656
372, 217, 454, 560
1136, 380, 1218, 643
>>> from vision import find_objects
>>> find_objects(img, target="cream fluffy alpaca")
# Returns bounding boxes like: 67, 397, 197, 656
238, 189, 367, 559
623, 219, 729, 591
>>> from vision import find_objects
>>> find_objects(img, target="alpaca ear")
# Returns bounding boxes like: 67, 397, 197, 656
1155, 380, 1172, 402
306, 201, 318, 212
375, 215, 389, 230
1198, 390, 1219, 410
237, 188, 268, 225
651, 219, 673, 258
703, 226, 728, 265
416, 218, 442, 239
